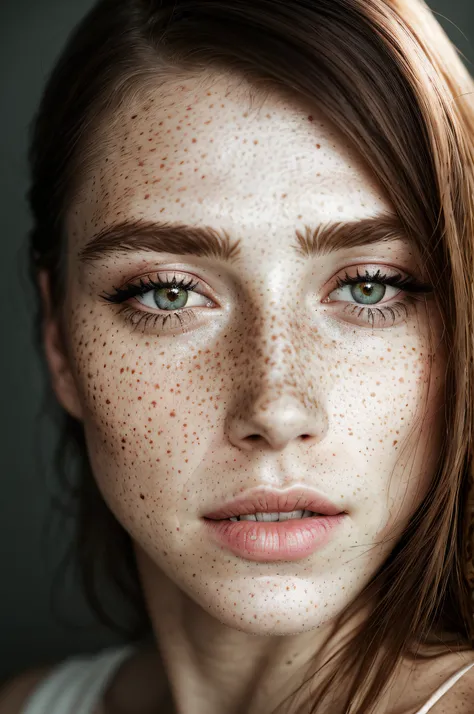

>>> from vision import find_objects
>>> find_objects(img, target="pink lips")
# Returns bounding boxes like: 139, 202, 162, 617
203, 514, 346, 562
202, 486, 347, 562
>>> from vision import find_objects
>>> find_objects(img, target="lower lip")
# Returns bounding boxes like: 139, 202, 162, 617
202, 514, 346, 562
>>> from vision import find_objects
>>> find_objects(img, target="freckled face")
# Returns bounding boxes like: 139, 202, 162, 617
64, 72, 445, 635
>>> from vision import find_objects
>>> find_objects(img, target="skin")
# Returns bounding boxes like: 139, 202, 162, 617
40, 70, 448, 714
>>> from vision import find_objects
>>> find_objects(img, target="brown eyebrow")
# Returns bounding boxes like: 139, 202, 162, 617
78, 212, 407, 264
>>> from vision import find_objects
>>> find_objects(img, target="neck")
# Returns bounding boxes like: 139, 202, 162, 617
133, 544, 375, 714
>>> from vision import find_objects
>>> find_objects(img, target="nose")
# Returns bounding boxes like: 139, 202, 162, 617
225, 326, 329, 453
229, 393, 328, 452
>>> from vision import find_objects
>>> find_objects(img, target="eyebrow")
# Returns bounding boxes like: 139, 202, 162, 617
78, 212, 408, 265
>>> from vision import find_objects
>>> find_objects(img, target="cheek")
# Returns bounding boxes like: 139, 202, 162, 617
323, 326, 445, 517
67, 306, 222, 513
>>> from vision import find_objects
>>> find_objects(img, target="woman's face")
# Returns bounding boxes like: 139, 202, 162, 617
46, 71, 446, 635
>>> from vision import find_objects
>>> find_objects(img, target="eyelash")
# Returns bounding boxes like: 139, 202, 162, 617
100, 268, 433, 333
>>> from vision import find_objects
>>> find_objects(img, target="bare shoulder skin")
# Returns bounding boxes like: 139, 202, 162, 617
386, 649, 474, 714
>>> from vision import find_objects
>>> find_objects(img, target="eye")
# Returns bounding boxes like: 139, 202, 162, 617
134, 275, 211, 311
100, 272, 215, 333
327, 272, 400, 305
324, 267, 433, 328
101, 272, 213, 309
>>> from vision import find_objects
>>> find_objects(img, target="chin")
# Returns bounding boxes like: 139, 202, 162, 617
192, 586, 342, 637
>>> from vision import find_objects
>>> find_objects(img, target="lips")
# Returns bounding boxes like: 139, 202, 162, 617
203, 486, 344, 520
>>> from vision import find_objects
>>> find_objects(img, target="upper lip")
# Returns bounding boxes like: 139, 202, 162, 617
203, 486, 345, 520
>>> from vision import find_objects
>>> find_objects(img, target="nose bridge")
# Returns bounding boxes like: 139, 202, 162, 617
251, 326, 303, 398
238, 296, 302, 382
227, 305, 329, 449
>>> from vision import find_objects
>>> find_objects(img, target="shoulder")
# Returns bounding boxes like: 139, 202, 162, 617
428, 653, 474, 713
0, 665, 56, 714
390, 647, 474, 714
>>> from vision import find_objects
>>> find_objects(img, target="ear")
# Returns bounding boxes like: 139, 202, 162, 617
38, 269, 83, 422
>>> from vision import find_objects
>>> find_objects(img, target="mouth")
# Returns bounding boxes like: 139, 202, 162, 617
203, 507, 346, 562
213, 510, 323, 522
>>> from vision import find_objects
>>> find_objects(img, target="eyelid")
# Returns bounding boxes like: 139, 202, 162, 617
326, 264, 432, 294
331, 263, 406, 282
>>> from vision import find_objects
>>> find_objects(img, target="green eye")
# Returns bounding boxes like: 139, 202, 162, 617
152, 286, 189, 310
349, 281, 386, 305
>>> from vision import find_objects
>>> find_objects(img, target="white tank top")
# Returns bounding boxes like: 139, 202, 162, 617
20, 646, 474, 714
21, 645, 138, 714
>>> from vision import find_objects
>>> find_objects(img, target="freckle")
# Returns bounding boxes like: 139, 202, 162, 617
144, 193, 150, 199
192, 138, 197, 143
370, 392, 376, 397
131, 114, 137, 119
316, 143, 321, 148
138, 160, 144, 166
170, 411, 176, 417
393, 440, 398, 446
138, 396, 142, 400
253, 140, 258, 145
399, 377, 404, 383
106, 399, 110, 404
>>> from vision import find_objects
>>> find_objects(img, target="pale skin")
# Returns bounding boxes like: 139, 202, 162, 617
39, 70, 474, 713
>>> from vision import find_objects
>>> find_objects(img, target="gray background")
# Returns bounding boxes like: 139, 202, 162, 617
1, 0, 473, 683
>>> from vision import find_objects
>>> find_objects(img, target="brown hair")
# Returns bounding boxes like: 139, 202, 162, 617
28, 0, 474, 711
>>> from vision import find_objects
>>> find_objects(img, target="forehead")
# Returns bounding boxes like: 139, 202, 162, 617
68, 71, 390, 246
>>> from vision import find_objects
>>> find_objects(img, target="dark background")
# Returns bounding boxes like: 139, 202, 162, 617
1, 0, 473, 683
